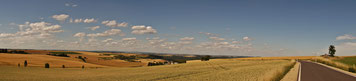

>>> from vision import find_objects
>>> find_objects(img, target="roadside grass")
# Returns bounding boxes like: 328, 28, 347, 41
314, 57, 356, 73
333, 56, 356, 66
0, 59, 292, 81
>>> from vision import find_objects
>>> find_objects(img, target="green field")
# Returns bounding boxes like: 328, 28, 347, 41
334, 56, 356, 66
0, 59, 293, 81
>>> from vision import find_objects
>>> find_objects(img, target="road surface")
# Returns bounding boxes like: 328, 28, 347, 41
299, 61, 356, 81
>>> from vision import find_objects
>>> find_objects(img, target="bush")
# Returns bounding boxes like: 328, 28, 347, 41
24, 60, 28, 67
45, 63, 50, 68
147, 62, 165, 66
172, 59, 187, 63
349, 67, 355, 73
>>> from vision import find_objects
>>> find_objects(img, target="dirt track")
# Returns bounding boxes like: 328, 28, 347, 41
300, 61, 356, 81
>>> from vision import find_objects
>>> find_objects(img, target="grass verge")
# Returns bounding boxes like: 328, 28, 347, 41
314, 57, 356, 73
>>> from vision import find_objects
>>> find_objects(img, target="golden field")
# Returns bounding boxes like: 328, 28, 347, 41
0, 59, 294, 81
0, 53, 106, 68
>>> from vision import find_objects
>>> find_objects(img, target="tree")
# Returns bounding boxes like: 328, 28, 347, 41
201, 55, 211, 61
24, 60, 28, 67
329, 45, 336, 57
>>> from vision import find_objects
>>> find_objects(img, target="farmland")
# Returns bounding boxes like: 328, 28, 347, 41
0, 59, 294, 81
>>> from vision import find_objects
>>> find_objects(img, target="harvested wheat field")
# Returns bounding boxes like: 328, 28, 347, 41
0, 53, 106, 68
0, 59, 294, 81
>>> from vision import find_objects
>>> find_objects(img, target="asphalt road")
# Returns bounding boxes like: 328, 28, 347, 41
300, 61, 356, 81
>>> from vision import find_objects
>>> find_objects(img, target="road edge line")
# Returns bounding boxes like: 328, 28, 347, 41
297, 61, 301, 81
311, 61, 356, 78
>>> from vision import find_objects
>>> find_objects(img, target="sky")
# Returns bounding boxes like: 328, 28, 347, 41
0, 0, 355, 56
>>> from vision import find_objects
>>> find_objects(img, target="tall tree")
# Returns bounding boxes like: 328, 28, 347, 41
329, 45, 336, 57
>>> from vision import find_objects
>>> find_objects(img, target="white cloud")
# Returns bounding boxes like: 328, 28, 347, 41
84, 18, 96, 23
343, 42, 356, 46
88, 26, 100, 31
73, 32, 86, 37
178, 41, 193, 44
131, 25, 157, 35
117, 22, 128, 27
101, 20, 128, 27
87, 29, 124, 37
70, 18, 96, 23
65, 3, 78, 7
336, 34, 356, 40
102, 38, 113, 43
52, 14, 69, 21
0, 22, 65, 49
243, 36, 251, 41
232, 41, 240, 44
73, 19, 82, 23
73, 32, 86, 42
180, 37, 195, 41
333, 42, 356, 56
0, 33, 15, 38
16, 22, 63, 36
209, 37, 225, 41
199, 32, 218, 36
122, 37, 137, 41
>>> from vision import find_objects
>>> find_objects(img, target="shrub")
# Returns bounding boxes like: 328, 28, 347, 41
47, 53, 69, 57
45, 63, 50, 68
348, 67, 355, 73
77, 56, 87, 62
24, 60, 28, 67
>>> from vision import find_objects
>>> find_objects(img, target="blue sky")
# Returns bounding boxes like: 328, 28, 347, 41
0, 0, 355, 56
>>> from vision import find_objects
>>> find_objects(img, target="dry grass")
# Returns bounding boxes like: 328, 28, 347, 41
263, 60, 296, 81
237, 56, 315, 60
0, 59, 291, 81
0, 53, 105, 68
314, 57, 356, 73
